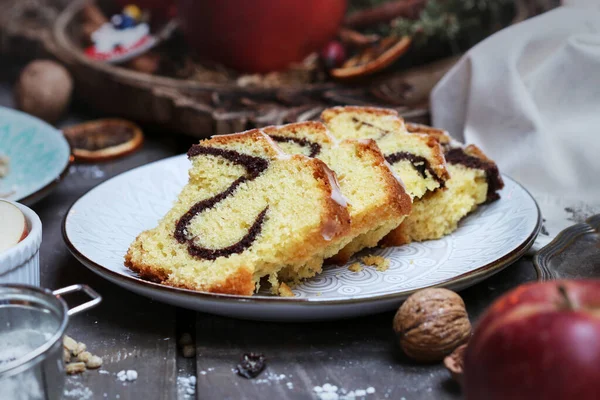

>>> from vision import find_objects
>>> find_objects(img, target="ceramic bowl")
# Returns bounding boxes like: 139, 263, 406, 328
0, 200, 42, 285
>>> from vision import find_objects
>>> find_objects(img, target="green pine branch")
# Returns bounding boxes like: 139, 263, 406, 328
351, 0, 514, 47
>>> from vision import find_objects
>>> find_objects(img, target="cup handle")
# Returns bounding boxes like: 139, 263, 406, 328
53, 284, 102, 316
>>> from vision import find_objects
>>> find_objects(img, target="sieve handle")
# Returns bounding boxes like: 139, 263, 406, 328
53, 284, 102, 316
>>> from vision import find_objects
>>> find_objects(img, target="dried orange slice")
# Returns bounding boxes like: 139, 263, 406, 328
63, 119, 144, 162
331, 36, 412, 80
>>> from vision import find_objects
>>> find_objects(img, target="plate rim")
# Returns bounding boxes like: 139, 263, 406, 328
61, 156, 542, 307
0, 106, 73, 206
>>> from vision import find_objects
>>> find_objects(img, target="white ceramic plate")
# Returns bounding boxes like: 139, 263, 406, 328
63, 154, 540, 321
0, 107, 71, 205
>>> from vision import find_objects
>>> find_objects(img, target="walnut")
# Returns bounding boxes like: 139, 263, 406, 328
63, 347, 71, 363
14, 60, 73, 124
74, 342, 87, 356
76, 351, 92, 363
444, 343, 467, 386
393, 288, 471, 362
86, 355, 103, 369
66, 362, 86, 375
63, 335, 78, 353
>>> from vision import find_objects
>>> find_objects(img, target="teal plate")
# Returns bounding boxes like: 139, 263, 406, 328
0, 107, 71, 205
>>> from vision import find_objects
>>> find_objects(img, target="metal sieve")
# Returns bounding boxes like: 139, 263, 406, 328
0, 284, 101, 400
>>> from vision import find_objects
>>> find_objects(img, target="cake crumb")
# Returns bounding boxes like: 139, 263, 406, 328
182, 344, 196, 358
278, 282, 294, 297
348, 263, 363, 273
361, 255, 390, 272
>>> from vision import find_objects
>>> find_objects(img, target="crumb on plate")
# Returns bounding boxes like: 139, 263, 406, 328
348, 263, 363, 273
361, 255, 390, 272
278, 282, 294, 297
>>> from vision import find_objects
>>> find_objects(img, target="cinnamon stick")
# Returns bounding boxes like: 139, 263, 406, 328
344, 0, 427, 29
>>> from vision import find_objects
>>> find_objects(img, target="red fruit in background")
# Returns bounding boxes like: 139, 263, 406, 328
464, 280, 600, 400
321, 41, 346, 70
177, 0, 347, 74
115, 0, 177, 20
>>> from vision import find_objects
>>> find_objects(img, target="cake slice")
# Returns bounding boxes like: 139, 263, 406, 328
321, 106, 450, 246
393, 123, 505, 243
262, 121, 411, 265
125, 129, 351, 295
321, 106, 449, 200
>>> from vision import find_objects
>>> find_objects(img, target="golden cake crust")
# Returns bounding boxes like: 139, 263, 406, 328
405, 122, 451, 145
125, 251, 256, 295
322, 105, 400, 118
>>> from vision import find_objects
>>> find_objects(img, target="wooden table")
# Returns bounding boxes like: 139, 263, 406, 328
0, 71, 538, 400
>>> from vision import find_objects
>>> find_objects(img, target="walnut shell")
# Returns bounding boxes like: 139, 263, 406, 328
393, 288, 471, 362
14, 60, 73, 124
444, 343, 467, 387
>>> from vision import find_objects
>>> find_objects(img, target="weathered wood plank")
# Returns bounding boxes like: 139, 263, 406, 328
194, 259, 537, 400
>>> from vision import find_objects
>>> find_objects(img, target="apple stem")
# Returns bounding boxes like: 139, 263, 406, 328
558, 284, 575, 311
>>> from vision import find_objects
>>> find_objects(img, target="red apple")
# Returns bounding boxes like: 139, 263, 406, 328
177, 0, 347, 73
464, 280, 600, 400
0, 200, 29, 252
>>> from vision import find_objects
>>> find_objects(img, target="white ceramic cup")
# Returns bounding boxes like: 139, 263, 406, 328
0, 200, 42, 285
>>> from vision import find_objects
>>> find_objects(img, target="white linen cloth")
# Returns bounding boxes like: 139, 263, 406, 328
430, 5, 600, 251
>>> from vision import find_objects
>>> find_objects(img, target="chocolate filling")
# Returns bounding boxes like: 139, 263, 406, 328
351, 117, 390, 137
445, 148, 504, 203
385, 152, 446, 187
175, 145, 269, 260
269, 135, 321, 157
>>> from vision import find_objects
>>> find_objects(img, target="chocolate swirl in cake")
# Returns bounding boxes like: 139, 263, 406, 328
351, 117, 390, 138
175, 145, 269, 260
385, 152, 446, 188
269, 135, 321, 157
445, 148, 504, 202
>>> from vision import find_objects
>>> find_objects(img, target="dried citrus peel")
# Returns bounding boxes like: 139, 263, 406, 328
63, 119, 143, 162
331, 36, 412, 80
